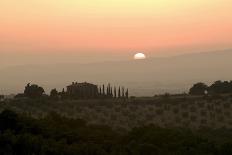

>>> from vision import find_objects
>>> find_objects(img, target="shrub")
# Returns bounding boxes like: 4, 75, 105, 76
182, 112, 189, 118
218, 116, 225, 122
156, 109, 164, 115
190, 106, 197, 113
181, 104, 188, 109
200, 110, 207, 117
225, 111, 231, 117
200, 119, 207, 124
173, 108, 179, 114
190, 115, 197, 122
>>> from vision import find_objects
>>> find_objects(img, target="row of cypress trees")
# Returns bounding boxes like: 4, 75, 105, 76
99, 83, 129, 99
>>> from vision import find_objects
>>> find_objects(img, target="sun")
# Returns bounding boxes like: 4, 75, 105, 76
134, 53, 146, 60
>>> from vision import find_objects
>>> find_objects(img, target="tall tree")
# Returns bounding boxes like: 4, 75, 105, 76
24, 83, 45, 98
99, 86, 102, 96
208, 80, 232, 94
110, 87, 113, 97
125, 88, 129, 99
122, 87, 125, 98
107, 84, 110, 97
103, 84, 105, 96
114, 87, 117, 98
50, 89, 58, 99
189, 82, 208, 95
118, 87, 121, 98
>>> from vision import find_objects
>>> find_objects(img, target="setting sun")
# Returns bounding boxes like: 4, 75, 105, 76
134, 53, 146, 60
1, 0, 232, 154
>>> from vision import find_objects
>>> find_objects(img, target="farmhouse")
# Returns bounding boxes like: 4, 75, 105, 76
66, 82, 98, 99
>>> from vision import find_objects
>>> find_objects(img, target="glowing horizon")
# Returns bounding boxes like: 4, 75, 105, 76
1, 0, 232, 53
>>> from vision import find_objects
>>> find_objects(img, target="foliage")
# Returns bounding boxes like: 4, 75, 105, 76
208, 80, 232, 95
189, 82, 208, 95
24, 83, 45, 98
1, 109, 232, 154
189, 80, 232, 95
50, 89, 59, 100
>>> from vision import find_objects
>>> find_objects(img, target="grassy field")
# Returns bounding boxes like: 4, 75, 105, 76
1, 95, 232, 130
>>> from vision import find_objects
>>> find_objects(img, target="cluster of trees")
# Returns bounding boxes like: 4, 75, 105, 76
24, 83, 45, 98
1, 109, 232, 154
15, 83, 129, 100
189, 80, 232, 95
15, 83, 45, 99
99, 83, 129, 99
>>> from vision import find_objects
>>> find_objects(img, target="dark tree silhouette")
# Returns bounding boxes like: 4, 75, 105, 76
59, 88, 67, 99
189, 82, 208, 95
99, 86, 102, 95
122, 87, 125, 98
114, 87, 117, 98
50, 89, 58, 99
110, 87, 113, 97
103, 84, 105, 96
107, 84, 110, 97
118, 86, 121, 98
24, 83, 45, 98
125, 88, 129, 99
0, 109, 19, 131
208, 80, 232, 94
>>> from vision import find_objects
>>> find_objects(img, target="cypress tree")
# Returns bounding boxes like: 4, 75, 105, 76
118, 87, 121, 98
110, 87, 113, 97
122, 87, 125, 98
106, 85, 109, 96
125, 88, 129, 99
107, 83, 110, 97
114, 87, 117, 98
103, 84, 105, 96
99, 86, 102, 95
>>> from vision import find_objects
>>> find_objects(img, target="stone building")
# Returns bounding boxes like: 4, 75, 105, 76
66, 82, 98, 99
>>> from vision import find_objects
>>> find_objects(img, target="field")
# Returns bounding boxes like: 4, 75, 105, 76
1, 95, 232, 130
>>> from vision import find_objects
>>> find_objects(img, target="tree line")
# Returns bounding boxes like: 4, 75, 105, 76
189, 80, 232, 95
8, 80, 232, 99
15, 82, 129, 99
1, 109, 232, 155
98, 83, 129, 99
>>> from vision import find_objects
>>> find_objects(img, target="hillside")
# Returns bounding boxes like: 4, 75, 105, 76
1, 95, 232, 130
1, 50, 232, 95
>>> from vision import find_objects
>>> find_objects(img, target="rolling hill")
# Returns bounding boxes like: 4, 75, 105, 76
1, 50, 232, 96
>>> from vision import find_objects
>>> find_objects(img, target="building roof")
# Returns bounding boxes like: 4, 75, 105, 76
67, 82, 97, 88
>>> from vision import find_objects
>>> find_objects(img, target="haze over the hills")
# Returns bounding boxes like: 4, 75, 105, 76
1, 49, 231, 96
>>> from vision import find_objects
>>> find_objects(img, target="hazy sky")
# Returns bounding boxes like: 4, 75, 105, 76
1, 0, 232, 65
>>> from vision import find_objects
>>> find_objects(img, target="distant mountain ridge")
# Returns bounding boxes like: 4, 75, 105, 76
0, 49, 232, 96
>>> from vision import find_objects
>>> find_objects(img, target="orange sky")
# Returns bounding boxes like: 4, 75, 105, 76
0, 0, 232, 54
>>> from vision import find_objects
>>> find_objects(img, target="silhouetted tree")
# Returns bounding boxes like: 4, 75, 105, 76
99, 86, 102, 96
103, 84, 105, 96
59, 88, 66, 99
122, 87, 125, 98
189, 82, 208, 95
125, 88, 129, 99
0, 110, 19, 131
118, 87, 121, 98
208, 80, 232, 94
24, 83, 45, 98
114, 87, 117, 98
110, 87, 113, 97
50, 89, 58, 99
107, 84, 110, 97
